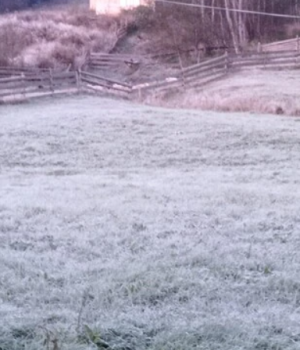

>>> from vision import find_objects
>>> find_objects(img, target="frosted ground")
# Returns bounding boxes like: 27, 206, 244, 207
161, 70, 300, 116
1, 95, 300, 350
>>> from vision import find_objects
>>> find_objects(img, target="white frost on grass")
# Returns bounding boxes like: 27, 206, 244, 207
1, 96, 300, 349
162, 70, 300, 116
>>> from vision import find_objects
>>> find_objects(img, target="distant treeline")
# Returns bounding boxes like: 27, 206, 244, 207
156, 0, 300, 53
0, 0, 52, 12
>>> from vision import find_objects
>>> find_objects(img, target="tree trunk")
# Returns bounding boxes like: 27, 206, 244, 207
224, 0, 240, 53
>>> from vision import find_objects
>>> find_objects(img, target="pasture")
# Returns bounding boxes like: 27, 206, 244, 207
1, 95, 300, 350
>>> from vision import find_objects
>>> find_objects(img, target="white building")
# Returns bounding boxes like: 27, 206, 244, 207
90, 0, 151, 15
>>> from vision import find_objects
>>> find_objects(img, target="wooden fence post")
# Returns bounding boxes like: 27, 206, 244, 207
224, 51, 229, 72
76, 69, 81, 92
49, 68, 54, 93
181, 66, 186, 89
176, 45, 186, 89
257, 42, 262, 53
21, 73, 26, 99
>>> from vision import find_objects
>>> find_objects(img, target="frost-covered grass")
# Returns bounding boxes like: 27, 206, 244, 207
157, 70, 300, 116
1, 95, 300, 350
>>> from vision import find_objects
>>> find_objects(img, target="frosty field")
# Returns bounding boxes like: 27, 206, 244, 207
1, 95, 300, 350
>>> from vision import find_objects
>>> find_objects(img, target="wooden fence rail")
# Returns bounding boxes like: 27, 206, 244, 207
0, 70, 77, 102
259, 36, 300, 53
230, 50, 300, 70
0, 76, 25, 98
181, 54, 228, 87
80, 70, 132, 96
89, 53, 142, 69
0, 67, 60, 79
132, 77, 181, 96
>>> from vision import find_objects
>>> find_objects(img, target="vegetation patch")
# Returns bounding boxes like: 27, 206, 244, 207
1, 96, 300, 349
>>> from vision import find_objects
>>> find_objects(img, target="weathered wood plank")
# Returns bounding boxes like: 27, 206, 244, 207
132, 77, 181, 92
232, 57, 298, 68
80, 71, 131, 88
181, 54, 227, 74
183, 68, 226, 84
262, 37, 298, 47
182, 64, 226, 79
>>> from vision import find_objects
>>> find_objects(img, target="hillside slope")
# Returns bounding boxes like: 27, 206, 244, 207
153, 69, 300, 116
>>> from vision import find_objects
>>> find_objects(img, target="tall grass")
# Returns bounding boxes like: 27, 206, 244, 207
0, 7, 121, 68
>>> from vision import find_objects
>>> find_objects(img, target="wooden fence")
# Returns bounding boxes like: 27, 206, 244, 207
180, 54, 227, 87
131, 50, 300, 97
0, 66, 71, 80
0, 67, 50, 78
1, 48, 300, 103
132, 53, 228, 97
80, 70, 132, 96
230, 50, 300, 70
0, 70, 78, 102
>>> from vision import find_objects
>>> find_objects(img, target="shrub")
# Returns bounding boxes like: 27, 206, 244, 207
0, 7, 119, 68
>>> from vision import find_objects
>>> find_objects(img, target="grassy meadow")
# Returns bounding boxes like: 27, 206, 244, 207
1, 95, 300, 349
